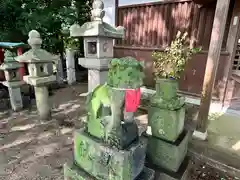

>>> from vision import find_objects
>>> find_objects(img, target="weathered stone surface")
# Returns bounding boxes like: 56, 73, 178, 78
74, 128, 146, 180
86, 85, 139, 149
23, 75, 56, 87
148, 106, 185, 142
146, 156, 189, 180
8, 87, 23, 111
34, 86, 51, 120
145, 130, 190, 172
64, 162, 154, 180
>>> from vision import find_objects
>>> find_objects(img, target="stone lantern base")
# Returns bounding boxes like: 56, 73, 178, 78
1, 81, 25, 111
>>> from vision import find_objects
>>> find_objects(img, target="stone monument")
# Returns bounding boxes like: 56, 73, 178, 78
145, 79, 190, 179
64, 57, 155, 180
70, 0, 124, 93
0, 50, 24, 111
15, 30, 58, 120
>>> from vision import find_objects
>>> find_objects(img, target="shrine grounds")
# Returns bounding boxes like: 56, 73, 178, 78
0, 83, 239, 180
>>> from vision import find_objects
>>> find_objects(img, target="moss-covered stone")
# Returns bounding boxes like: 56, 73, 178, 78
74, 128, 147, 180
145, 130, 190, 172
148, 106, 185, 142
64, 163, 155, 180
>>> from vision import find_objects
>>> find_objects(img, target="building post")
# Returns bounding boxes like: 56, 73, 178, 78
195, 0, 231, 139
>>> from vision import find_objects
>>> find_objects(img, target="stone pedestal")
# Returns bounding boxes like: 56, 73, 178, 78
66, 49, 76, 85
146, 79, 190, 179
3, 82, 24, 111
145, 129, 190, 172
34, 86, 51, 120
64, 163, 155, 180
73, 129, 147, 180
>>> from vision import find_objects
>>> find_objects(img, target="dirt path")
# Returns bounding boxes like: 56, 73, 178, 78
0, 84, 87, 180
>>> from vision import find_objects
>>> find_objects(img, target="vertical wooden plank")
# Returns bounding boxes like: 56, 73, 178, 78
132, 7, 138, 46
126, 8, 131, 45
163, 4, 169, 47
129, 7, 133, 45
138, 6, 144, 46
197, 7, 207, 47
143, 6, 149, 46
197, 0, 231, 133
157, 5, 163, 47
148, 5, 154, 46
153, 5, 159, 47
190, 4, 200, 48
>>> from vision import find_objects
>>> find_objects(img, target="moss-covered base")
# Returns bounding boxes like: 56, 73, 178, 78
64, 163, 155, 180
74, 128, 147, 180
148, 105, 185, 142
145, 130, 190, 172
146, 156, 189, 180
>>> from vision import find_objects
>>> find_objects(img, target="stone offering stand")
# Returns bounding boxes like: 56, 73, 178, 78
145, 79, 190, 179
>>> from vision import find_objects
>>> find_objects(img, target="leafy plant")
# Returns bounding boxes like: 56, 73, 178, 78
152, 31, 201, 80
107, 57, 145, 89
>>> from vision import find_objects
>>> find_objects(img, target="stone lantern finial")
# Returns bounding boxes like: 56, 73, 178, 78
91, 0, 105, 22
27, 30, 42, 49
4, 50, 15, 62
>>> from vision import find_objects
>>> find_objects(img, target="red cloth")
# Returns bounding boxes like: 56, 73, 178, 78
125, 88, 141, 112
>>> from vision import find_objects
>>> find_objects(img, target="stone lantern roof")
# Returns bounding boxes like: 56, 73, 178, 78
0, 50, 23, 70
15, 30, 59, 64
70, 0, 125, 39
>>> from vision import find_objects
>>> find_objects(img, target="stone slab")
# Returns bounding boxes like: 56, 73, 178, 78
144, 130, 190, 172
23, 75, 56, 86
146, 156, 190, 180
64, 162, 155, 180
74, 128, 147, 180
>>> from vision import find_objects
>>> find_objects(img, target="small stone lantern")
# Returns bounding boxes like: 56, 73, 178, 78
0, 50, 24, 111
15, 30, 58, 120
70, 0, 125, 92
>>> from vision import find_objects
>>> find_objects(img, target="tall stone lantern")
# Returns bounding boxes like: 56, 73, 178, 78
70, 0, 125, 93
15, 30, 58, 120
0, 50, 24, 111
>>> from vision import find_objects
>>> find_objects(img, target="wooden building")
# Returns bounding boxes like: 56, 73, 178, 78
104, 0, 240, 110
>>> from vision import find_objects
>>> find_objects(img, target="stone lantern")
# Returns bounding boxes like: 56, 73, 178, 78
15, 30, 58, 120
70, 0, 125, 93
0, 50, 24, 111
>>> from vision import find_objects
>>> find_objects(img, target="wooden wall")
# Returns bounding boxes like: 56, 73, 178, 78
115, 0, 233, 98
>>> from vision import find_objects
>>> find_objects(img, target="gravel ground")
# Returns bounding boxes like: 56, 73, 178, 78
188, 159, 239, 180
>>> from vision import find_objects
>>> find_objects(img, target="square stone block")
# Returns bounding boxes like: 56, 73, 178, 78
146, 156, 189, 180
148, 106, 185, 142
74, 129, 147, 180
145, 130, 190, 172
64, 163, 155, 180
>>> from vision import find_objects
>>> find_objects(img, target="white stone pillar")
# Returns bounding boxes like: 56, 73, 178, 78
8, 87, 23, 111
34, 86, 51, 120
56, 57, 64, 84
66, 49, 76, 85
